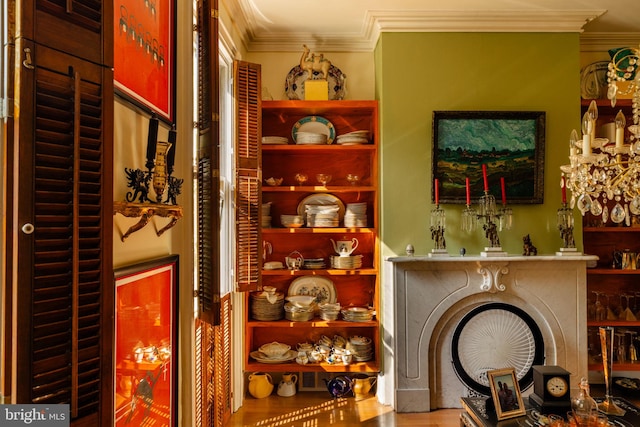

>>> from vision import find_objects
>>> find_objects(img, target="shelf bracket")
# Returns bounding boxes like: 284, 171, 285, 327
114, 201, 183, 241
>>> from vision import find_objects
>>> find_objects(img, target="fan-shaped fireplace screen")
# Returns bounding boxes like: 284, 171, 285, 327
451, 303, 545, 396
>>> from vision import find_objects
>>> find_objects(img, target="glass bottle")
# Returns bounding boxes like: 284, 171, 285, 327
571, 377, 597, 426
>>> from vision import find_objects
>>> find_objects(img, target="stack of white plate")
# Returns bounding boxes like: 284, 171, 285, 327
347, 335, 374, 361
336, 130, 370, 145
344, 202, 367, 227
306, 204, 339, 227
250, 291, 285, 321
318, 302, 341, 321
262, 136, 288, 145
262, 202, 272, 228
284, 302, 315, 321
295, 132, 327, 145
331, 255, 363, 270
303, 258, 326, 270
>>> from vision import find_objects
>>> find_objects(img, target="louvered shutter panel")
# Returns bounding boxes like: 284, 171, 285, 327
196, 0, 221, 325
234, 60, 261, 292
194, 295, 231, 427
12, 39, 113, 426
18, 0, 110, 65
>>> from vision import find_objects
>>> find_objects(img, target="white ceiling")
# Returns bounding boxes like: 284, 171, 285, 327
227, 0, 640, 52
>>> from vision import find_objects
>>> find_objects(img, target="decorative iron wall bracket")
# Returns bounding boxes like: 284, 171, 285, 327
114, 201, 183, 241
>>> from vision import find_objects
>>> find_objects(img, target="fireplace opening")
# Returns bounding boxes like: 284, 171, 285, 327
451, 302, 545, 396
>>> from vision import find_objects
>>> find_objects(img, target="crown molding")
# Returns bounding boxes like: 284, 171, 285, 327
236, 9, 605, 52
580, 32, 640, 52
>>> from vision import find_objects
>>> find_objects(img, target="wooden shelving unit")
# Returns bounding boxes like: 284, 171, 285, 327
244, 100, 380, 373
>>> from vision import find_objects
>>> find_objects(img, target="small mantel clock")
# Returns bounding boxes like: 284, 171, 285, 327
529, 365, 572, 415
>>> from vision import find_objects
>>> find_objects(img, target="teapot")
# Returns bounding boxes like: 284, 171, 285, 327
277, 373, 298, 397
324, 375, 352, 398
330, 238, 359, 257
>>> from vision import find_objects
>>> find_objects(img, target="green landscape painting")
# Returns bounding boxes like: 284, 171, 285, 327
432, 111, 545, 204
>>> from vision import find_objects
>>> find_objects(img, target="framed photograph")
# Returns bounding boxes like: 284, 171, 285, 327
114, 255, 179, 426
114, 0, 176, 123
432, 111, 545, 204
488, 368, 526, 420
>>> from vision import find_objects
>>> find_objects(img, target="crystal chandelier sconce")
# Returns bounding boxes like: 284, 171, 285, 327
429, 179, 448, 257
461, 164, 513, 257
561, 100, 640, 227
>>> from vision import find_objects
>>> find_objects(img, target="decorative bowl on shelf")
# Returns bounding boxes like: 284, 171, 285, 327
259, 341, 291, 358
264, 177, 283, 186
316, 174, 332, 186
280, 214, 303, 228
346, 174, 360, 185
294, 173, 308, 186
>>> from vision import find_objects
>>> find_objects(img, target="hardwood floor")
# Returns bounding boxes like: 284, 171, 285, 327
227, 392, 462, 426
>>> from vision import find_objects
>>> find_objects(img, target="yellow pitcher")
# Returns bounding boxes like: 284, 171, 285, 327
352, 375, 377, 400
248, 372, 274, 399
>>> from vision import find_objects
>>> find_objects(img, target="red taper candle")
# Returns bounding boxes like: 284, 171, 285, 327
434, 178, 439, 205
482, 164, 489, 192
465, 177, 471, 205
500, 177, 506, 205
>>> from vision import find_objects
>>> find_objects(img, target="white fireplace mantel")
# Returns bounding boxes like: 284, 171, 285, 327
378, 254, 597, 412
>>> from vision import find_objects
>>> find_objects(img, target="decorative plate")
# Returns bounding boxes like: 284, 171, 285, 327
285, 65, 346, 101
292, 116, 335, 144
580, 61, 609, 99
297, 193, 345, 221
288, 276, 337, 304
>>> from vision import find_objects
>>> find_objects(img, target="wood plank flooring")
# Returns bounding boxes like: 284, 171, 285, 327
227, 392, 462, 426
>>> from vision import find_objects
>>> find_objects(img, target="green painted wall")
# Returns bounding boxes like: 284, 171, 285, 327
375, 32, 582, 256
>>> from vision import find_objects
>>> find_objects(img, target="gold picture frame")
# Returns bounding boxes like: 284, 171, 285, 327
488, 368, 526, 420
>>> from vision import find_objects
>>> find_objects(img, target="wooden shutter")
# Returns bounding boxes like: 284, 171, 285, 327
234, 60, 261, 292
11, 37, 113, 425
194, 294, 232, 427
195, 0, 221, 325
17, 0, 111, 65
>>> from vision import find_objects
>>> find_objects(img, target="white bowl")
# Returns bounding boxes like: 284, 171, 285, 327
286, 295, 316, 307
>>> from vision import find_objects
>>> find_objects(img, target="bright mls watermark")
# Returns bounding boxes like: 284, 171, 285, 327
0, 404, 69, 426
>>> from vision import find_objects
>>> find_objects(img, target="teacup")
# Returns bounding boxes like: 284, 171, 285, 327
319, 335, 332, 346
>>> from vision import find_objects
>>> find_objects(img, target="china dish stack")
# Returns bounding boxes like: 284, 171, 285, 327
262, 136, 288, 145
336, 130, 370, 145
341, 306, 375, 322
295, 132, 328, 145
347, 336, 374, 362
284, 302, 315, 321
318, 302, 341, 321
250, 290, 285, 321
262, 202, 272, 228
303, 258, 326, 270
305, 204, 339, 227
344, 202, 367, 228
330, 254, 363, 270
